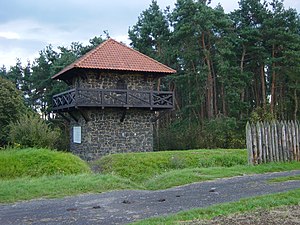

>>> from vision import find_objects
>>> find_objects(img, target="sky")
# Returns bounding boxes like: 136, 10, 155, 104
0, 0, 299, 69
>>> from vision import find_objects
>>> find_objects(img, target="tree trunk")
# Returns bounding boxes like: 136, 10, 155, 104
294, 87, 298, 121
270, 44, 276, 115
202, 33, 214, 119
261, 64, 266, 111
211, 57, 218, 116
240, 45, 246, 119
221, 82, 227, 116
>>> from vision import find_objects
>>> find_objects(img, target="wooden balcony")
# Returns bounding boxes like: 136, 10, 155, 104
52, 88, 174, 112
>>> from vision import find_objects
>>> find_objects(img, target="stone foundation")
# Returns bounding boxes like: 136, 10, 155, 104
70, 108, 154, 161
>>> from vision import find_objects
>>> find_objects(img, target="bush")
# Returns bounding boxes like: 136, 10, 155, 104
0, 148, 91, 179
9, 113, 60, 149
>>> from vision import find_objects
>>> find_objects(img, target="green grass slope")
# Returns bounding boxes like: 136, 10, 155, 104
1, 148, 300, 204
91, 149, 247, 182
0, 148, 91, 179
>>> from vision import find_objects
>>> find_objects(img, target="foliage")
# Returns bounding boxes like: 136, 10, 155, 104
91, 149, 247, 182
129, 0, 300, 150
8, 113, 60, 149
48, 118, 70, 151
0, 77, 27, 146
0, 148, 90, 179
250, 106, 275, 123
158, 117, 245, 150
128, 0, 172, 65
1, 36, 105, 119
1, 1, 300, 150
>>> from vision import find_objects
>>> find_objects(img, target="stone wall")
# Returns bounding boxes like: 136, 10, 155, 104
72, 70, 156, 91
70, 108, 154, 161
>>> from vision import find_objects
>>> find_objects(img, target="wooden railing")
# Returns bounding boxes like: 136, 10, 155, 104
52, 88, 174, 112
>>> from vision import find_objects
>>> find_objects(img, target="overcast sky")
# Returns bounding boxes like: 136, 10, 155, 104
1, 0, 299, 69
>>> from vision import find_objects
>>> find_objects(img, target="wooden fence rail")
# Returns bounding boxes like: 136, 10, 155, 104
246, 121, 300, 165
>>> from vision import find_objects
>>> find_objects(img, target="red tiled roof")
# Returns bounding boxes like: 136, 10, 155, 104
52, 38, 176, 79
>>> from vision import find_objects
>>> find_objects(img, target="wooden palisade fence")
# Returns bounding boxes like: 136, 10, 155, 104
246, 121, 300, 165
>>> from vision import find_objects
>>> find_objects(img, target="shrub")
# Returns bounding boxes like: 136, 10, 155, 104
0, 148, 91, 179
9, 113, 60, 149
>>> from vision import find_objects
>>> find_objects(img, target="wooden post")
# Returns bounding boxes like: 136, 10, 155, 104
261, 122, 269, 163
290, 121, 296, 161
272, 121, 278, 162
266, 122, 272, 162
282, 121, 288, 162
277, 121, 283, 162
257, 122, 262, 164
246, 122, 253, 165
285, 121, 293, 161
252, 123, 258, 164
295, 121, 300, 161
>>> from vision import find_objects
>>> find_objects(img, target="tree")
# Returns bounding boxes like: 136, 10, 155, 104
0, 77, 27, 146
129, 0, 172, 64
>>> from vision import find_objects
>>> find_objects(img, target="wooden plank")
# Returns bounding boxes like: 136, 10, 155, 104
267, 123, 275, 162
290, 121, 296, 161
257, 122, 263, 164
252, 122, 258, 164
261, 122, 266, 163
282, 121, 288, 162
286, 121, 292, 161
272, 121, 278, 162
277, 121, 283, 162
296, 121, 300, 161
246, 122, 252, 165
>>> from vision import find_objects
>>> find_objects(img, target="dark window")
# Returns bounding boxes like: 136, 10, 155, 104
116, 79, 127, 90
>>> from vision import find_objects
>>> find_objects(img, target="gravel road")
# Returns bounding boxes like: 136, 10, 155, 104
1, 170, 300, 225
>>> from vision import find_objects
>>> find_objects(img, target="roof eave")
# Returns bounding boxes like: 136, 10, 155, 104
52, 67, 176, 81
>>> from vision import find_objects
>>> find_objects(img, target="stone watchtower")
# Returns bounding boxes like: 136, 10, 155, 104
52, 39, 176, 160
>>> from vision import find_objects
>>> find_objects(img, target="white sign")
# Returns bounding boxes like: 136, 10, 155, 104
73, 126, 81, 144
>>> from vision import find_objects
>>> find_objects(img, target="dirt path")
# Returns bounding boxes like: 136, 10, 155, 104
1, 170, 300, 225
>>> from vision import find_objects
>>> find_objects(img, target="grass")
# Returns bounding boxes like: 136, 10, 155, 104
131, 188, 300, 225
0, 148, 300, 204
268, 175, 300, 183
0, 174, 141, 203
143, 161, 300, 190
0, 148, 91, 179
91, 149, 247, 182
